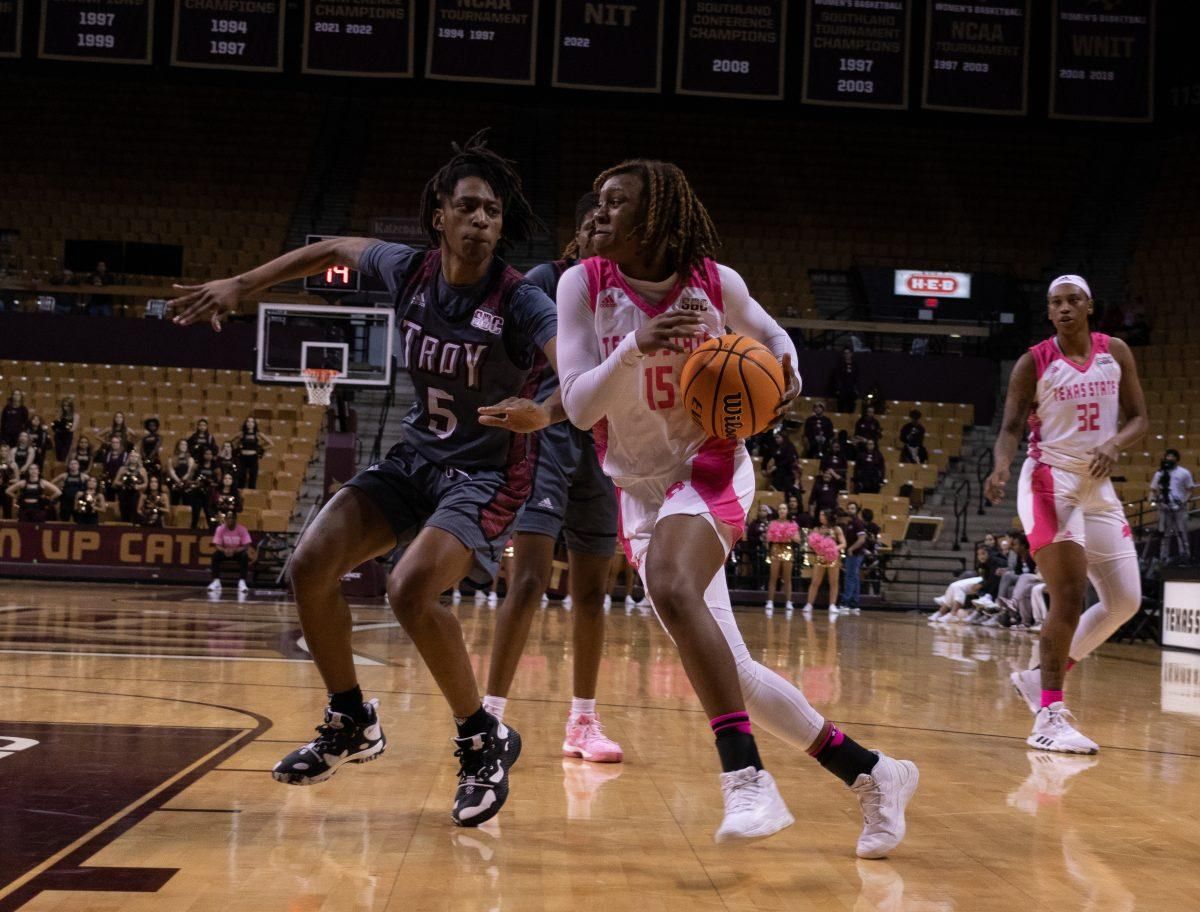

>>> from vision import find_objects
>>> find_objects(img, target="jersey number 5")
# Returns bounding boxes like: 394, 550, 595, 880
644, 365, 675, 411
1075, 402, 1100, 432
427, 387, 457, 439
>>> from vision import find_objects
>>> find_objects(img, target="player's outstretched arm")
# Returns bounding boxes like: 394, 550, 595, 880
478, 341, 567, 432
169, 237, 379, 332
985, 352, 1035, 504
1088, 337, 1150, 479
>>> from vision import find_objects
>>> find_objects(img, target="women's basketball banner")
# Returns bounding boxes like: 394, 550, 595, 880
171, 0, 285, 71
676, 0, 787, 99
39, 0, 154, 63
0, 0, 22, 58
922, 0, 1029, 115
427, 0, 537, 84
801, 0, 911, 109
302, 0, 414, 76
553, 0, 664, 92
1050, 0, 1154, 122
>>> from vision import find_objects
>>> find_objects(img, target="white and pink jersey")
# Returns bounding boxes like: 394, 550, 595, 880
1027, 332, 1121, 476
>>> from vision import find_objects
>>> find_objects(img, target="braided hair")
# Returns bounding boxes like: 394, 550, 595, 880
561, 191, 600, 260
592, 159, 720, 277
419, 129, 544, 248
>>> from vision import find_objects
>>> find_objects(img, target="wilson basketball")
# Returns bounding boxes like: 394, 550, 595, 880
680, 334, 786, 440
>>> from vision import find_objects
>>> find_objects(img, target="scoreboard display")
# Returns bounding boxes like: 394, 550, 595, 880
302, 0, 414, 76
675, 0, 786, 99
1051, 0, 1154, 122
802, 0, 911, 109
922, 0, 1029, 115
172, 0, 285, 71
303, 236, 361, 293
39, 0, 154, 63
553, 0, 664, 93
0, 0, 21, 58
427, 0, 537, 84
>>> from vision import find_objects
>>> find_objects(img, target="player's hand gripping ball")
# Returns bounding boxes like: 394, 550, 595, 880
679, 334, 787, 439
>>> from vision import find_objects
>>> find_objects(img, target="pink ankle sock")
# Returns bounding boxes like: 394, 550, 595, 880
710, 711, 752, 735
1040, 689, 1063, 708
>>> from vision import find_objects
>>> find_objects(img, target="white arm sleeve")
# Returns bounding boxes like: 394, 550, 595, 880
556, 264, 644, 429
718, 264, 801, 393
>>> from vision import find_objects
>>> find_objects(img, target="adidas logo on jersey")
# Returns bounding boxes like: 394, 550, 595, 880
538, 498, 553, 508
413, 292, 427, 308
471, 309, 504, 335
599, 292, 617, 309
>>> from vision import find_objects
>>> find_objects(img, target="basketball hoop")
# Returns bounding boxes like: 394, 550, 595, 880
302, 368, 339, 407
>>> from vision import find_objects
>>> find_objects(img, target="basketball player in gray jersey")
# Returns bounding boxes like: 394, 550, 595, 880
171, 134, 559, 828
483, 193, 625, 764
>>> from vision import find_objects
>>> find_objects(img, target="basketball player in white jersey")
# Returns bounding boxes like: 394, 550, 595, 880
986, 275, 1148, 753
556, 159, 917, 854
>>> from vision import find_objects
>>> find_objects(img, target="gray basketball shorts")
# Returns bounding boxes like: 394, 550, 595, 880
514, 422, 617, 556
344, 439, 530, 584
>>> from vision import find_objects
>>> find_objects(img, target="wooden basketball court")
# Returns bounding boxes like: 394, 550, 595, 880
2, 582, 1198, 911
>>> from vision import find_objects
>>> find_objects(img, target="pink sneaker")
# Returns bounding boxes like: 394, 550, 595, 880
562, 713, 624, 763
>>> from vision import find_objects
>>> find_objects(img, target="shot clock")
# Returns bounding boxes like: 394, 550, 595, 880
303, 236, 361, 294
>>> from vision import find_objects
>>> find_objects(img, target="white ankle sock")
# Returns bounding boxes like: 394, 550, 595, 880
570, 697, 596, 717
482, 695, 507, 721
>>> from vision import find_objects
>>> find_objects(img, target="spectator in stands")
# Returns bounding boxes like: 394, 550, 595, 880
52, 395, 79, 462
762, 430, 799, 494
748, 426, 778, 463
113, 452, 149, 523
968, 535, 1013, 618
139, 475, 169, 527
1150, 448, 1195, 561
87, 260, 115, 317
820, 440, 849, 491
139, 418, 163, 477
809, 468, 840, 517
27, 415, 49, 469
189, 449, 218, 528
53, 458, 87, 523
7, 464, 60, 522
100, 432, 128, 496
71, 435, 94, 476
1, 390, 28, 446
73, 476, 105, 526
187, 418, 217, 462
236, 416, 272, 489
803, 401, 833, 458
803, 508, 846, 613
216, 442, 240, 485
211, 471, 243, 526
993, 532, 1037, 627
928, 545, 990, 622
829, 346, 859, 414
899, 409, 927, 464
853, 438, 886, 494
853, 404, 881, 454
0, 445, 16, 517
860, 507, 883, 596
786, 493, 814, 529
208, 510, 252, 594
764, 502, 801, 613
841, 502, 868, 612
108, 412, 132, 450
747, 503, 772, 546
12, 431, 35, 479
165, 439, 195, 506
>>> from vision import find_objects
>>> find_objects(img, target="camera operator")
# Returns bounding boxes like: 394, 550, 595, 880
1150, 449, 1196, 561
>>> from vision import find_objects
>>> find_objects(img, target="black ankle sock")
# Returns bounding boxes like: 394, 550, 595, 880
329, 686, 367, 722
455, 705, 493, 739
714, 730, 763, 772
812, 724, 878, 786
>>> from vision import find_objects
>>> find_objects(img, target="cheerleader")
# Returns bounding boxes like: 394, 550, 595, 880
803, 509, 846, 614
165, 439, 195, 505
210, 472, 243, 527
216, 442, 241, 485
73, 476, 106, 526
139, 475, 169, 527
7, 465, 61, 523
764, 503, 803, 613
12, 431, 35, 479
52, 395, 79, 462
140, 418, 163, 477
71, 435, 94, 475
236, 416, 273, 489
53, 458, 88, 523
27, 415, 50, 470
114, 453, 149, 523
188, 450, 218, 528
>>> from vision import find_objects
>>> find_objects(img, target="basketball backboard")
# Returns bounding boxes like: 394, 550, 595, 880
256, 302, 393, 387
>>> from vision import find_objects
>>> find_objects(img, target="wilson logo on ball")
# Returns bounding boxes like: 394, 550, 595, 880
679, 334, 786, 440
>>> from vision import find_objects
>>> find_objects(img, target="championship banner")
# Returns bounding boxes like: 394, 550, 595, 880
676, 0, 786, 99
922, 0, 1029, 115
171, 0, 285, 71
0, 521, 262, 582
39, 0, 154, 63
427, 0, 537, 84
553, 0, 664, 93
1050, 0, 1154, 122
302, 0, 414, 77
0, 0, 22, 58
801, 0, 911, 109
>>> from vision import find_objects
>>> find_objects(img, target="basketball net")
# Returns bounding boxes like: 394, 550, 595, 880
302, 368, 338, 407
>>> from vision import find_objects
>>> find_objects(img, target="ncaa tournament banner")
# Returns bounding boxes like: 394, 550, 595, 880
0, 0, 22, 58
426, 0, 537, 84
1050, 0, 1154, 122
922, 0, 1029, 115
802, 0, 911, 109
302, 0, 415, 77
171, 0, 285, 71
676, 0, 787, 99
39, 0, 154, 63
553, 0, 664, 93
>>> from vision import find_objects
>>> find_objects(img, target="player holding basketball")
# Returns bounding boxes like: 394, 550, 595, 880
986, 275, 1147, 754
482, 192, 625, 764
556, 159, 917, 853
171, 134, 558, 826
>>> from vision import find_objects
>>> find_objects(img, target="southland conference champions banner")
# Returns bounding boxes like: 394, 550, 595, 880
676, 0, 787, 99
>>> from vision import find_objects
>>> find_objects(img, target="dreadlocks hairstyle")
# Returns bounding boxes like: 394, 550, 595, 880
419, 129, 545, 249
561, 190, 600, 260
592, 159, 720, 278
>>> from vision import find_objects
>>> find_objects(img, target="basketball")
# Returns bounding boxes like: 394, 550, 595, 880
679, 334, 786, 440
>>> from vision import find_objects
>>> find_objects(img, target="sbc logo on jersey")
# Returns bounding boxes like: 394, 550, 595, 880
678, 296, 709, 313
471, 310, 504, 335
1096, 355, 1115, 366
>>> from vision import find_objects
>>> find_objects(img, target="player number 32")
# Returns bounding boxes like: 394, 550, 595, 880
1075, 402, 1100, 432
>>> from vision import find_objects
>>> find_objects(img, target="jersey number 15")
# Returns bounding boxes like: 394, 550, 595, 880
644, 365, 675, 411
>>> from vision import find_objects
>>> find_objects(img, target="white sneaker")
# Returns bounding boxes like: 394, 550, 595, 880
237, 579, 249, 593
487, 591, 498, 607
1010, 668, 1041, 714
828, 604, 841, 614
452, 588, 462, 604
765, 605, 774, 618
713, 767, 794, 844
803, 603, 814, 613
850, 752, 920, 859
603, 594, 612, 610
636, 596, 651, 609
624, 595, 635, 609
784, 601, 794, 611
1028, 702, 1099, 754
973, 595, 996, 609
765, 600, 774, 611
207, 579, 222, 593
562, 595, 573, 610
474, 590, 485, 605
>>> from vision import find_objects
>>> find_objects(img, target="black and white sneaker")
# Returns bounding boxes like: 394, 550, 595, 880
451, 718, 521, 827
272, 698, 387, 785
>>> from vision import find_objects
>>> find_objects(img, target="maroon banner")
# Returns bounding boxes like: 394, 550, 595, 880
0, 521, 262, 581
